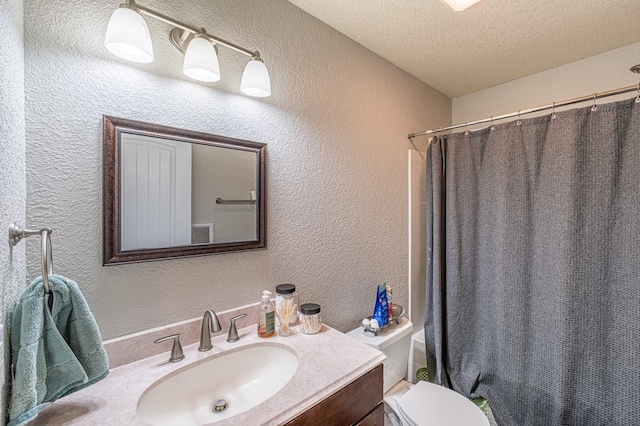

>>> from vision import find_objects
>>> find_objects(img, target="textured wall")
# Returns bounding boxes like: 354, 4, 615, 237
453, 42, 640, 124
23, 0, 450, 339
0, 0, 26, 423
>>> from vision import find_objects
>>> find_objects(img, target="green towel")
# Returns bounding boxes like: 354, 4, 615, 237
9, 275, 109, 426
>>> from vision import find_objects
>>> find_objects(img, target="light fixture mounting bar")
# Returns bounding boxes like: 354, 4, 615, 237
125, 0, 259, 58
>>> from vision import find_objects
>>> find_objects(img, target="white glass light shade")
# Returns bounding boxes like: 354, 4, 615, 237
104, 7, 154, 63
241, 59, 271, 97
441, 0, 482, 11
182, 36, 221, 82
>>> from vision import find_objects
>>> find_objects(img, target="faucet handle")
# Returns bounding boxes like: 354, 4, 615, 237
154, 334, 185, 363
227, 314, 248, 343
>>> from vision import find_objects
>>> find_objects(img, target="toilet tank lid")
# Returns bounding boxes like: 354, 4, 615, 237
345, 317, 413, 351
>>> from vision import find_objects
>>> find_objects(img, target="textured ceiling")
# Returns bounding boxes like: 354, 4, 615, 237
287, 0, 640, 98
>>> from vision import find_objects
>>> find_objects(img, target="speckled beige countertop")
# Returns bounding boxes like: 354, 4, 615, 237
31, 306, 385, 426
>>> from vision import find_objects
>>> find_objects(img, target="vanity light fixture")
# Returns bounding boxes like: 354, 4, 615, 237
182, 33, 220, 83
104, 4, 154, 63
104, 0, 271, 97
441, 0, 483, 12
240, 57, 271, 97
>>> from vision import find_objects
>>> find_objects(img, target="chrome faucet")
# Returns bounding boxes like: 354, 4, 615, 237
199, 310, 221, 352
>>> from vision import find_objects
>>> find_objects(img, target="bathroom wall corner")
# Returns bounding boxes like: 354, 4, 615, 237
0, 0, 27, 424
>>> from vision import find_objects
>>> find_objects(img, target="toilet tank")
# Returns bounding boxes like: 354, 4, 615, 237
346, 317, 413, 393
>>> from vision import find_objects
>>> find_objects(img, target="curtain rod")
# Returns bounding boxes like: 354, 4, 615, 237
408, 83, 640, 140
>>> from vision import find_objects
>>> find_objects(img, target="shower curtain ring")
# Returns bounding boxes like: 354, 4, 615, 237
464, 122, 469, 135
516, 110, 522, 126
490, 116, 495, 131
551, 102, 557, 119
591, 93, 598, 111
635, 83, 640, 103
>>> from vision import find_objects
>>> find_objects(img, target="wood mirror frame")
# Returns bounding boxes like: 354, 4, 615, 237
103, 116, 266, 265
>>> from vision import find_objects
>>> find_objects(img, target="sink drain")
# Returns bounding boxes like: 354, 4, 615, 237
212, 399, 229, 413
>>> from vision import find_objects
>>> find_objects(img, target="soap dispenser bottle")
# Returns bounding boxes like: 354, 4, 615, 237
257, 290, 275, 338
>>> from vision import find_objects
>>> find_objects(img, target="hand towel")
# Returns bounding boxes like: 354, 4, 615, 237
9, 274, 109, 426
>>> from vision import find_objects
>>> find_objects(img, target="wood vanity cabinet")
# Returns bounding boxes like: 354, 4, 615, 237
284, 364, 384, 426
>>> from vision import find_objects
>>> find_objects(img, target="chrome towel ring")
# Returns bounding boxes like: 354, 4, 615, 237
9, 223, 53, 294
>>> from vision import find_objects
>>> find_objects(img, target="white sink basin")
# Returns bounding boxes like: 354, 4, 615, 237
137, 344, 299, 425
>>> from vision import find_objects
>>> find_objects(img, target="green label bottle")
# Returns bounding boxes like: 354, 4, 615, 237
258, 290, 275, 338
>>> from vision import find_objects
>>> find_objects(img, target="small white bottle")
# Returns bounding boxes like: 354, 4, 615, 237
257, 290, 275, 338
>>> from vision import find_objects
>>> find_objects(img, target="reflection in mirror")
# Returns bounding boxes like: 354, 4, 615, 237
191, 144, 258, 244
103, 116, 266, 265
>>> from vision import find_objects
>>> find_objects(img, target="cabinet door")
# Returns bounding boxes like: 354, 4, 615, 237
284, 364, 383, 426
354, 403, 384, 426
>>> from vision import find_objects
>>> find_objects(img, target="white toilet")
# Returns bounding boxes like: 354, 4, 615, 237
347, 318, 489, 426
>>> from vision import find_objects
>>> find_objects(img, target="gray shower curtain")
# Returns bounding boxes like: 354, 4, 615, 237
425, 97, 640, 425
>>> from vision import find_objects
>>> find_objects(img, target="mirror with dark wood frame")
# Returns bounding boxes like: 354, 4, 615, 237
103, 116, 266, 265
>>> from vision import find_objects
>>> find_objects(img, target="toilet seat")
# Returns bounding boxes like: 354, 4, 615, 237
395, 381, 489, 426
